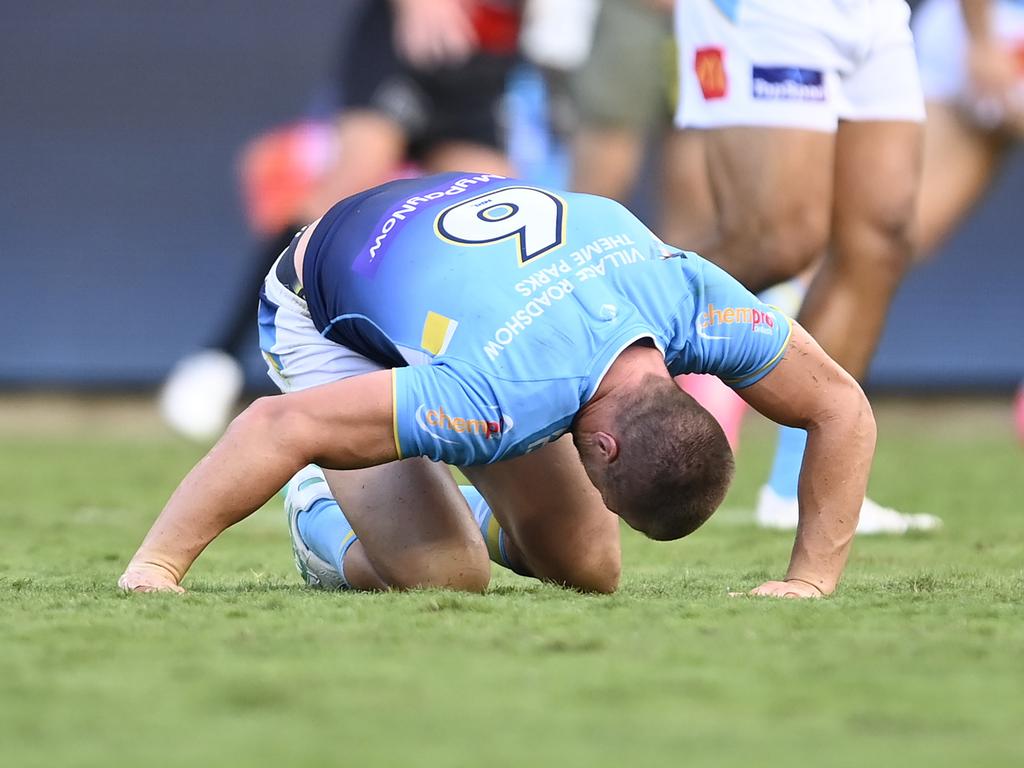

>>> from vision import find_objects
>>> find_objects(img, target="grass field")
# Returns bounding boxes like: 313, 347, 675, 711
1, 394, 1022, 768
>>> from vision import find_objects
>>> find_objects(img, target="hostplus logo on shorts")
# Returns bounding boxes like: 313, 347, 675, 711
698, 304, 776, 340
415, 405, 513, 444
751, 66, 825, 102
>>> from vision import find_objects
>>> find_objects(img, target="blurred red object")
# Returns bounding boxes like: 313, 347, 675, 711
471, 1, 522, 55
238, 121, 335, 237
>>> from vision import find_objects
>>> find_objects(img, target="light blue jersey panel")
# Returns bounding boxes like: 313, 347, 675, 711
303, 174, 791, 466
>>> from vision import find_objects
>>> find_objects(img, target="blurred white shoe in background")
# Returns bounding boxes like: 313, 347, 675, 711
159, 349, 244, 441
755, 485, 943, 535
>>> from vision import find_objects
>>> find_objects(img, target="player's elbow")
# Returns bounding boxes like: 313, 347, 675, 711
834, 377, 876, 455
231, 395, 320, 466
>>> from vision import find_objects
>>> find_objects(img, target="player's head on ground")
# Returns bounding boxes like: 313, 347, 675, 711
573, 374, 735, 541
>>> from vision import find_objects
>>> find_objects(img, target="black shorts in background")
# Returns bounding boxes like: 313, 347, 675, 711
336, 1, 519, 159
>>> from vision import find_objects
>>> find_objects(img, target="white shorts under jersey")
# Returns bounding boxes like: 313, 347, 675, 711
914, 0, 1024, 126
675, 0, 925, 132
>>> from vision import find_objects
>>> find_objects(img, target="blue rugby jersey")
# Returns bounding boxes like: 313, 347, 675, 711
302, 173, 791, 466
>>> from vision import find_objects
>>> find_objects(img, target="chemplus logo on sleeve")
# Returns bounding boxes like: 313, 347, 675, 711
698, 304, 776, 340
415, 404, 513, 444
751, 66, 825, 102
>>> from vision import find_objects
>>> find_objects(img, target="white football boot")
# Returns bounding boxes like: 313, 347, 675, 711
284, 465, 348, 590
159, 349, 244, 441
755, 485, 943, 535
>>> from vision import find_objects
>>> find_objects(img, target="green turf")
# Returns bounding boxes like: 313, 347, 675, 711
1, 401, 1022, 768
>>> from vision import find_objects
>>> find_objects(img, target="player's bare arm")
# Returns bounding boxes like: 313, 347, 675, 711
119, 370, 398, 592
738, 323, 876, 597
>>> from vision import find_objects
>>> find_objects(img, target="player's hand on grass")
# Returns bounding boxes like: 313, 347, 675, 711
118, 562, 184, 593
747, 579, 825, 599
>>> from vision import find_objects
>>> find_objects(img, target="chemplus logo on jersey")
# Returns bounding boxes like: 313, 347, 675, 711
751, 66, 825, 102
695, 47, 728, 100
415, 404, 513, 444
698, 304, 776, 340
352, 174, 507, 278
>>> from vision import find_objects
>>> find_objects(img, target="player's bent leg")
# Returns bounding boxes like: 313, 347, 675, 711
759, 120, 941, 534
294, 458, 491, 593
799, 120, 922, 380
701, 127, 833, 293
659, 129, 717, 252
462, 436, 621, 594
570, 127, 645, 203
914, 102, 1006, 258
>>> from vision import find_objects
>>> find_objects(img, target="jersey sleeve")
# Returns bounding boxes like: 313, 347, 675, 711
391, 363, 511, 466
682, 258, 793, 388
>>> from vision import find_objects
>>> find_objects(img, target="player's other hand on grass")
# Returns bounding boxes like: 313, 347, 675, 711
118, 562, 184, 593
748, 579, 825, 599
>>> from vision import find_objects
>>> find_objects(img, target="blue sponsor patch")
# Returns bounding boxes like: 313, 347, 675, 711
751, 66, 826, 102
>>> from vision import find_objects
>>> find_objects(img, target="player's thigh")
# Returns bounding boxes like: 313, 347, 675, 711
914, 103, 1006, 258
462, 435, 621, 593
831, 119, 923, 271
659, 129, 716, 251
702, 127, 834, 287
323, 458, 489, 589
704, 126, 834, 241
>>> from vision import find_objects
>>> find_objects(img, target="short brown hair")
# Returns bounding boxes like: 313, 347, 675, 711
604, 376, 735, 540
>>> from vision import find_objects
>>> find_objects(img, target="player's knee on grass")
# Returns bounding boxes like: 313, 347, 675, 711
551, 539, 621, 595
375, 539, 491, 593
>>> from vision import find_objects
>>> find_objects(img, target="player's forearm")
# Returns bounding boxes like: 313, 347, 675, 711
787, 388, 876, 594
125, 400, 310, 584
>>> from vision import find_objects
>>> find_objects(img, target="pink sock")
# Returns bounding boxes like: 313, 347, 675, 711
676, 374, 748, 452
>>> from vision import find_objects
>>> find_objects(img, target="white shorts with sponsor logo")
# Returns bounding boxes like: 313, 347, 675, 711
259, 259, 385, 394
674, 0, 925, 132
914, 0, 1024, 121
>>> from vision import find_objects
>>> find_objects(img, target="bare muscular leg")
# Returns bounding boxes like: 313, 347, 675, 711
701, 127, 834, 292
799, 120, 922, 379
322, 459, 490, 592
463, 435, 622, 594
914, 102, 1007, 258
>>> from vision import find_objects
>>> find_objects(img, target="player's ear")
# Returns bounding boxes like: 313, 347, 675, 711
593, 431, 619, 465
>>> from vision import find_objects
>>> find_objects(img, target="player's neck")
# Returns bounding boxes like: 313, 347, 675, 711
576, 344, 671, 429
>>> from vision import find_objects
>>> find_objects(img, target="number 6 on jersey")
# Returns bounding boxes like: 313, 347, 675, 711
435, 186, 566, 266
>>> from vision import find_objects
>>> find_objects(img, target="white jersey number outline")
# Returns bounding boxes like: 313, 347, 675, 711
435, 186, 567, 266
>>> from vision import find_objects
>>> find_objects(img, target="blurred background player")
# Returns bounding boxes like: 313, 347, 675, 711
673, 0, 942, 533
160, 0, 523, 440
914, 0, 1024, 254
565, 0, 716, 248
913, 0, 1024, 442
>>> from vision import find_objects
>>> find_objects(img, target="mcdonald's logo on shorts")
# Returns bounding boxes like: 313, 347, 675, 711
695, 47, 727, 100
